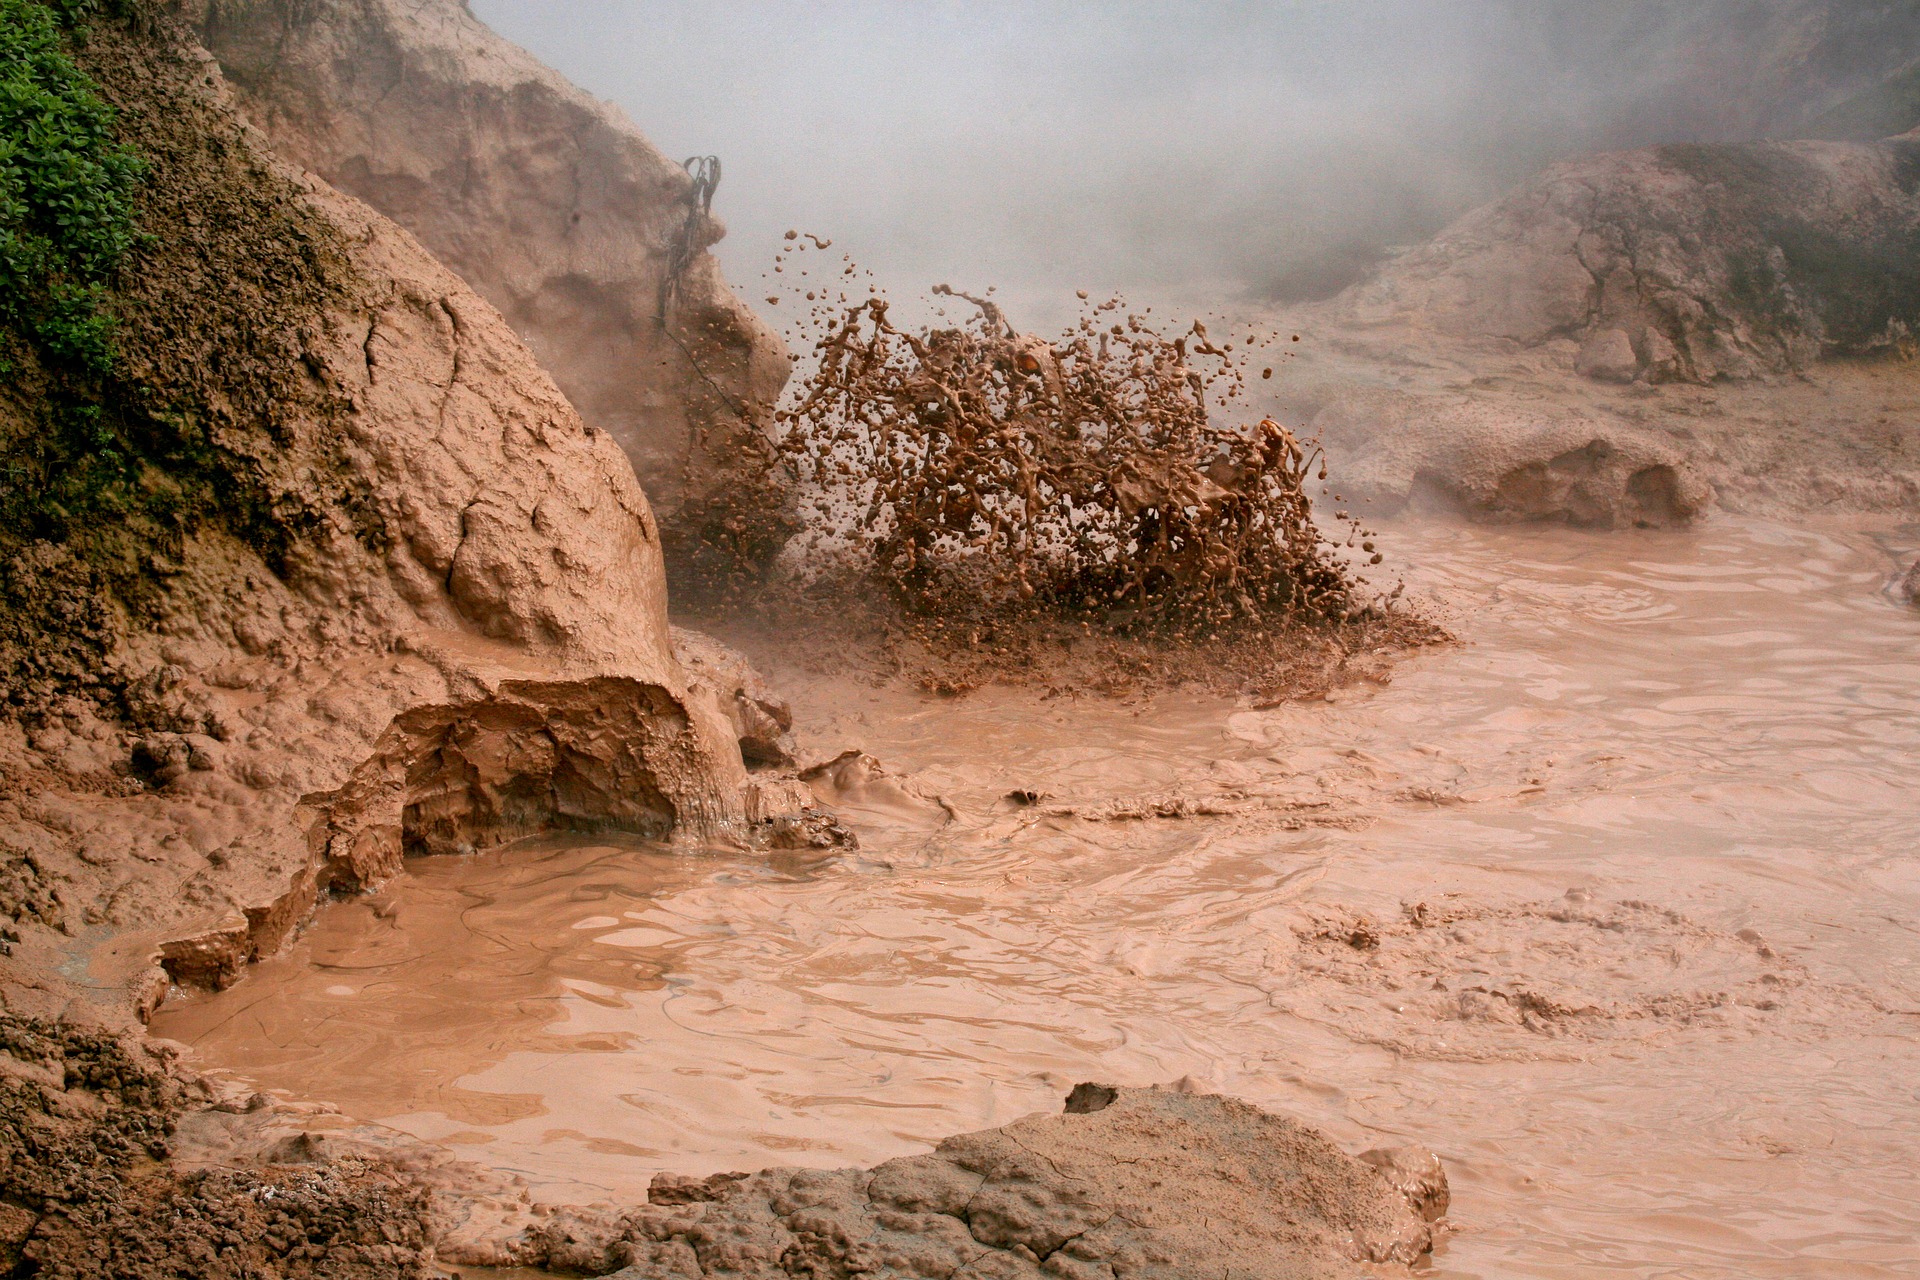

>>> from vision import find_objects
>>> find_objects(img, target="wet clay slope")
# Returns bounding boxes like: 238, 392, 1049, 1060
186, 0, 792, 566
1258, 136, 1920, 525
536, 1086, 1438, 1278
0, 8, 751, 1028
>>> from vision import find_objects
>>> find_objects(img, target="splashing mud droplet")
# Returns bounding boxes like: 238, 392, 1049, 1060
714, 240, 1438, 693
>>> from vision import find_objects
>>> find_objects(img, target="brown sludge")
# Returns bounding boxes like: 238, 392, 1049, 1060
699, 249, 1442, 697
149, 516, 1920, 1277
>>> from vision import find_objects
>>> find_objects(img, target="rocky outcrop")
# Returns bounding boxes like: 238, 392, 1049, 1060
185, 0, 792, 572
0, 9, 756, 1020
1310, 387, 1713, 527
1334, 137, 1920, 384
1265, 128, 1920, 526
672, 626, 797, 769
530, 1085, 1442, 1277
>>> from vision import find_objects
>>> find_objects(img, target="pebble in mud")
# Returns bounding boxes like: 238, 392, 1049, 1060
1264, 894, 1878, 1061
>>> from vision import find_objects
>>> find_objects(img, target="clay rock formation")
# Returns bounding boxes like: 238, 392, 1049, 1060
186, 0, 792, 569
672, 627, 797, 769
1334, 137, 1920, 384
534, 1085, 1441, 1278
1275, 129, 1920, 525
0, 9, 750, 1018
1311, 387, 1712, 527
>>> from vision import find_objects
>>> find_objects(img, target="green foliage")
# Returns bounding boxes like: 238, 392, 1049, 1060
0, 2, 373, 719
0, 0, 170, 567
0, 0, 144, 373
0, 0, 151, 546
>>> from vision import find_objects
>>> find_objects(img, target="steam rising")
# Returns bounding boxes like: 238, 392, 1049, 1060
471, 1, 1920, 311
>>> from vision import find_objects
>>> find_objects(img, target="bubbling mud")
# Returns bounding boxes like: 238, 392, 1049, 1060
694, 243, 1440, 694
774, 286, 1351, 620
153, 516, 1920, 1279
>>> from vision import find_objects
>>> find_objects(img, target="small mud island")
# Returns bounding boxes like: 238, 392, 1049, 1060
5, 3, 1920, 1278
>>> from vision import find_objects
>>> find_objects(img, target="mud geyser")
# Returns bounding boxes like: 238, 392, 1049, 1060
750, 253, 1392, 656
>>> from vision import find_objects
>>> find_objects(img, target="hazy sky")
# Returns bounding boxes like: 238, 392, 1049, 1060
467, 2, 1820, 318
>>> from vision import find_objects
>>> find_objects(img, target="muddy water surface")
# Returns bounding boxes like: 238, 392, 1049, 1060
152, 517, 1920, 1278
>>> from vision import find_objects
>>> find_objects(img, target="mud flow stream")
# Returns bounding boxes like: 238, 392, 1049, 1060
152, 515, 1920, 1278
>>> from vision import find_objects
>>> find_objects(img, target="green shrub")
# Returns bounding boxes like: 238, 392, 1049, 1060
0, 0, 155, 565
0, 0, 144, 373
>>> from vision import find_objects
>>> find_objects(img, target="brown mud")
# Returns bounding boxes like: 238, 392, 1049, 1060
694, 243, 1443, 697
155, 514, 1920, 1277
0, 1016, 437, 1279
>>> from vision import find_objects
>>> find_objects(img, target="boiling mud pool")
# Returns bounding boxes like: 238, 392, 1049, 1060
152, 517, 1920, 1279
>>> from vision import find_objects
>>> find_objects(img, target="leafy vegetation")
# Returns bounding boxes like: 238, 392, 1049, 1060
0, 0, 143, 372
0, 0, 354, 717
0, 0, 157, 560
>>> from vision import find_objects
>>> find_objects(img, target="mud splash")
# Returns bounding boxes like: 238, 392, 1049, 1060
694, 248, 1439, 695
772, 282, 1352, 621
152, 515, 1920, 1278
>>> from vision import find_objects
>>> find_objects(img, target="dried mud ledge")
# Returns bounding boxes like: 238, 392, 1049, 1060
159, 672, 789, 993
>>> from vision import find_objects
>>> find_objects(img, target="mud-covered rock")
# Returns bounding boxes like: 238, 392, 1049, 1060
556, 1085, 1437, 1278
673, 627, 798, 769
1334, 136, 1920, 382
1574, 327, 1641, 383
1312, 387, 1712, 527
0, 1013, 436, 1279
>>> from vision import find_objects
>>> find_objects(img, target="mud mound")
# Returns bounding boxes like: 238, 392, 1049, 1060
1267, 893, 1852, 1061
533, 1085, 1438, 1277
191, 0, 792, 575
1332, 136, 1920, 383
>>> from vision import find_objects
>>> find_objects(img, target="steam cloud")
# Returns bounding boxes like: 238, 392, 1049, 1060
472, 1, 1920, 316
